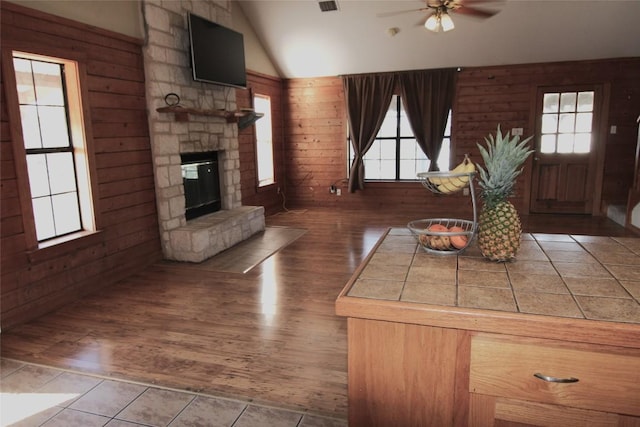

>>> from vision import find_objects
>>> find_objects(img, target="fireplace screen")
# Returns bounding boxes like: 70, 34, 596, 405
181, 152, 221, 220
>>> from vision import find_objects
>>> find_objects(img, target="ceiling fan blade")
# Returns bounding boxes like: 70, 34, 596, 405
376, 7, 427, 18
415, 13, 433, 27
454, 6, 498, 18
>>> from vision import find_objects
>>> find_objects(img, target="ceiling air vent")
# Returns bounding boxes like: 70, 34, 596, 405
318, 0, 339, 12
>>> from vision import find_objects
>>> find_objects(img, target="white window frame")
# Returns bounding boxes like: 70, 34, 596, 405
254, 94, 275, 188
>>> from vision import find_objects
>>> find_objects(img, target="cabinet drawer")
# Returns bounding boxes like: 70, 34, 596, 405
470, 333, 640, 416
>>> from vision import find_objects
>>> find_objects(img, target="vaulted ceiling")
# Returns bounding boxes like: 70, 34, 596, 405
238, 0, 640, 79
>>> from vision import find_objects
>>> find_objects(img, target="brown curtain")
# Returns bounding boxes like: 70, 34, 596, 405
398, 68, 457, 171
342, 73, 396, 192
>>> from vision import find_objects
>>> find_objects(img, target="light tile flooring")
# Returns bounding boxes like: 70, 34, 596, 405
0, 359, 346, 427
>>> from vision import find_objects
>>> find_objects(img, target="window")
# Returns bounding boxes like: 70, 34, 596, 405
11, 52, 95, 244
540, 90, 594, 154
348, 95, 451, 180
254, 94, 275, 187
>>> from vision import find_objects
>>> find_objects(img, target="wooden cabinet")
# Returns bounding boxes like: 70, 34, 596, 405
469, 333, 640, 427
346, 318, 462, 427
345, 319, 640, 427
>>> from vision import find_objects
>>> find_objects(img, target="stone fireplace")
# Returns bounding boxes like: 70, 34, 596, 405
142, 0, 264, 262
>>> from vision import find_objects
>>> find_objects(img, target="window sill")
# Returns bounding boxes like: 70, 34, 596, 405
27, 230, 104, 264
362, 180, 424, 188
256, 182, 279, 193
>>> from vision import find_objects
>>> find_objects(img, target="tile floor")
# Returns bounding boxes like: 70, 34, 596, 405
0, 358, 347, 427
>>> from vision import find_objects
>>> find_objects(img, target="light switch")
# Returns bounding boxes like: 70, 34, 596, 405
610, 125, 617, 134
512, 128, 523, 136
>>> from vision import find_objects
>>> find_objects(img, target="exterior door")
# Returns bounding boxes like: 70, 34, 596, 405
530, 86, 602, 214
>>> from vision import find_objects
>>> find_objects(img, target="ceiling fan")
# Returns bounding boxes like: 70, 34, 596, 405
378, 0, 501, 33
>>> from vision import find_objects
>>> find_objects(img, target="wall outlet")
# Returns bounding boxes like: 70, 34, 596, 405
512, 127, 523, 136
462, 187, 470, 196
336, 188, 342, 196
610, 125, 617, 134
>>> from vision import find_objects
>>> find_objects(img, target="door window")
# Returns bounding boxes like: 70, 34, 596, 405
540, 91, 594, 154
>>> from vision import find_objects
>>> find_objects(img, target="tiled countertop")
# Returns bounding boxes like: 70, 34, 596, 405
346, 228, 640, 325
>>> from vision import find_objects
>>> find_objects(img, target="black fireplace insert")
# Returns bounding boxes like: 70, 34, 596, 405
181, 151, 221, 220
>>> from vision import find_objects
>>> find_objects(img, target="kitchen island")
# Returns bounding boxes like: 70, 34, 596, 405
335, 228, 640, 427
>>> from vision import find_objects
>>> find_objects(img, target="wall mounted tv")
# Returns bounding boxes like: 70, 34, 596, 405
187, 12, 247, 89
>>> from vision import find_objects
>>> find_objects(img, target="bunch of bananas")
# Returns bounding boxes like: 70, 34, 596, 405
428, 154, 476, 194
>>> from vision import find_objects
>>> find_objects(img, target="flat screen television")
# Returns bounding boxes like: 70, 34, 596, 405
187, 12, 247, 89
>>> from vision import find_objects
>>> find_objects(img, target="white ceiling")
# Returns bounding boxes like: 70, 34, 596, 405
237, 0, 640, 79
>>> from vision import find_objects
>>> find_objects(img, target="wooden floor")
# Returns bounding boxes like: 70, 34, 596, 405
1, 208, 637, 419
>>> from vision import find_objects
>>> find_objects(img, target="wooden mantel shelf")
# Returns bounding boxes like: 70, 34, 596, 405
156, 105, 251, 123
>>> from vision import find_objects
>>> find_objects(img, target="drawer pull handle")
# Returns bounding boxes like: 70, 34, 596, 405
534, 373, 579, 383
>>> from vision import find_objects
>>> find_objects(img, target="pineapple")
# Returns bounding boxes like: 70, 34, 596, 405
476, 125, 534, 262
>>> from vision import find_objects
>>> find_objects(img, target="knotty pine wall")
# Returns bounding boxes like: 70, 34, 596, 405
236, 71, 286, 216
283, 58, 640, 218
1, 3, 162, 329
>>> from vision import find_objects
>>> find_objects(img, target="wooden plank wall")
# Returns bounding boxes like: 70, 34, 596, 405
236, 71, 286, 216
0, 3, 162, 329
283, 58, 640, 217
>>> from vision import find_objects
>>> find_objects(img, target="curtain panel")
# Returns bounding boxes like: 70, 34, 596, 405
399, 68, 457, 171
342, 73, 396, 193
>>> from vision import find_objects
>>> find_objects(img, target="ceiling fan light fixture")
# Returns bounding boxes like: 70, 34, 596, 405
440, 11, 455, 32
424, 8, 455, 33
424, 11, 440, 32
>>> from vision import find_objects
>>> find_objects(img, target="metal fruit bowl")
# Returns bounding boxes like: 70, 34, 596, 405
407, 218, 476, 255
417, 171, 475, 195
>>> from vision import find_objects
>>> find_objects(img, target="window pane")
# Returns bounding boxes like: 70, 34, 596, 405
32, 197, 56, 241
39, 106, 70, 148
557, 134, 574, 153
364, 140, 381, 160
540, 135, 556, 153
541, 114, 558, 133
380, 140, 395, 159
575, 112, 593, 133
379, 159, 395, 179
577, 91, 594, 112
254, 95, 274, 187
47, 152, 77, 194
33, 61, 65, 106
560, 92, 577, 112
13, 58, 36, 104
398, 100, 413, 136
399, 139, 416, 159
20, 105, 43, 149
26, 154, 50, 197
558, 113, 575, 133
543, 93, 559, 113
399, 159, 417, 180
437, 139, 450, 171
363, 158, 382, 179
52, 192, 81, 235
377, 96, 397, 137
574, 133, 591, 153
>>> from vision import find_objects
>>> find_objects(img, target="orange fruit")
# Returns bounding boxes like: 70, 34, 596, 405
448, 226, 468, 249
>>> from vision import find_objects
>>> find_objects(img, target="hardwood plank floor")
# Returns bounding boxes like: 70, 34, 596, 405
1, 208, 637, 419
